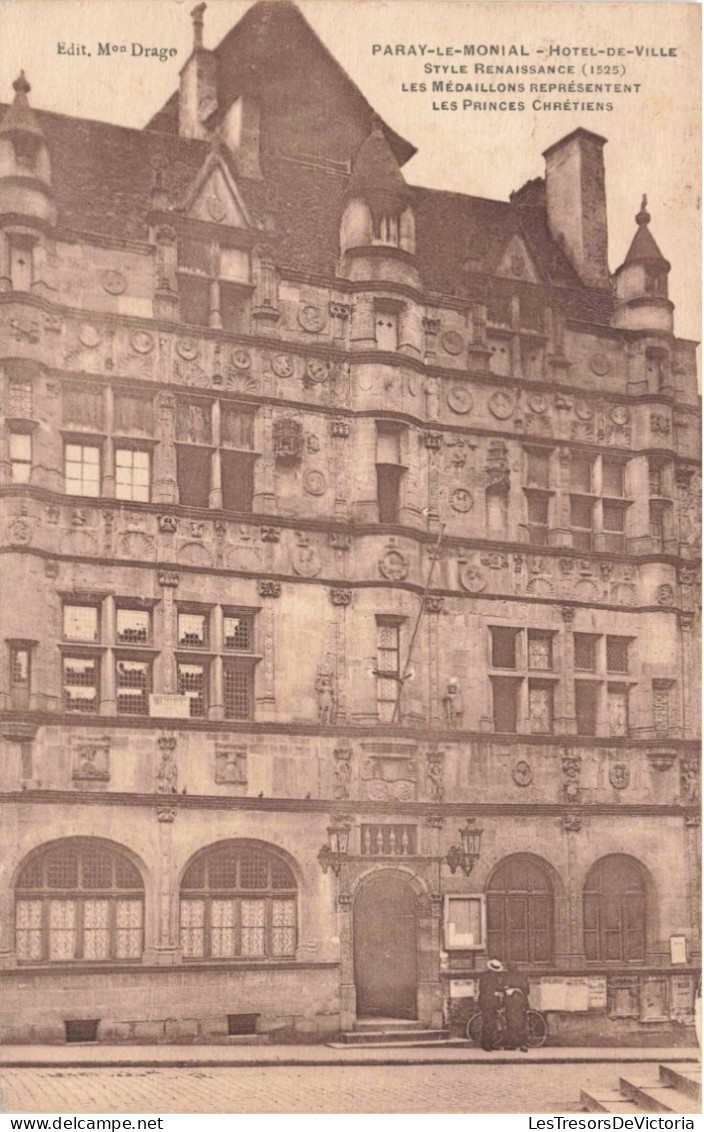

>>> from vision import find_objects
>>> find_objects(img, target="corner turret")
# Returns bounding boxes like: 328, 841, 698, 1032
0, 72, 56, 292
611, 196, 673, 333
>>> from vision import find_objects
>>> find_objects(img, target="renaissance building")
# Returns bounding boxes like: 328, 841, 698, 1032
0, 1, 700, 1045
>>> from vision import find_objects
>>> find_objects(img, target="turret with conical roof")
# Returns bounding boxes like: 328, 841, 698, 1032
611, 196, 673, 333
339, 119, 417, 288
0, 72, 56, 292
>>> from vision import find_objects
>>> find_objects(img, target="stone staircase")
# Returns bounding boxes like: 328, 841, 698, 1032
581, 1063, 702, 1114
330, 1017, 453, 1048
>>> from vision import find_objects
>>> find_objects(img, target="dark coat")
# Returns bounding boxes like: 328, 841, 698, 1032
477, 968, 504, 1011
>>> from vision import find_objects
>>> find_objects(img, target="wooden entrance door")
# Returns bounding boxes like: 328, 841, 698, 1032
353, 872, 418, 1018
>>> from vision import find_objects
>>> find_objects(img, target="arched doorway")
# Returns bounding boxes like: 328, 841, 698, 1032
353, 872, 418, 1019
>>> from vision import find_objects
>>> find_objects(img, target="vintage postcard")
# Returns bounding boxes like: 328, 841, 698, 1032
0, 0, 700, 1118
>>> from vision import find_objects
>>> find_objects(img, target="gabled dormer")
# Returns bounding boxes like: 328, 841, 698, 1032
182, 145, 254, 229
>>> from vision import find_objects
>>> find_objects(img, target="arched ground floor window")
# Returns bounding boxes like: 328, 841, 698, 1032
180, 842, 297, 960
15, 840, 144, 963
583, 854, 647, 962
486, 854, 554, 964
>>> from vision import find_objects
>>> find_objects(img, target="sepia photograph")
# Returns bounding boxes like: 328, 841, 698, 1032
0, 0, 700, 1118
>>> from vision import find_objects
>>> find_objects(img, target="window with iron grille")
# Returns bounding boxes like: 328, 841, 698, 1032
63, 656, 100, 713
116, 609, 150, 645
606, 637, 630, 674
9, 380, 32, 417
570, 496, 594, 551
602, 502, 626, 553
528, 681, 554, 734
178, 612, 208, 648
574, 633, 598, 671
223, 661, 254, 720
528, 632, 553, 670
115, 449, 150, 503
376, 620, 401, 722
15, 841, 143, 964
9, 431, 32, 483
224, 613, 254, 651
177, 663, 207, 717
116, 659, 150, 715
486, 855, 554, 965
180, 843, 297, 960
575, 681, 599, 736
10, 645, 30, 687
63, 605, 99, 642
583, 855, 646, 962
64, 443, 101, 497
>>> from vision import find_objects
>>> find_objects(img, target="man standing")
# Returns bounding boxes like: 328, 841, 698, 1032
504, 966, 530, 1051
477, 958, 505, 1050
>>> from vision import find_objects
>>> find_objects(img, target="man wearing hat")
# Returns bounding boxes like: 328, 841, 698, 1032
477, 958, 505, 1051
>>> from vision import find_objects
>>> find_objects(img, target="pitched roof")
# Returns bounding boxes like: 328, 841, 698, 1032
145, 0, 415, 169
0, 100, 614, 323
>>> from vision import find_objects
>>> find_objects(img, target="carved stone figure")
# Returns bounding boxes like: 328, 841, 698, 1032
156, 742, 178, 794
426, 750, 444, 801
442, 678, 464, 728
315, 669, 336, 725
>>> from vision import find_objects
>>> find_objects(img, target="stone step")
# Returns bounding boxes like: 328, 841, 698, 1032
354, 1018, 428, 1033
659, 1063, 702, 1102
340, 1028, 449, 1045
619, 1075, 701, 1115
580, 1090, 643, 1114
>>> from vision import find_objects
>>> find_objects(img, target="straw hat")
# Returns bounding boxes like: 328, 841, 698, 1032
487, 959, 504, 972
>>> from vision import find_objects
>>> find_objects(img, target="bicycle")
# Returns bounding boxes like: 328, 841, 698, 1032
465, 1000, 548, 1048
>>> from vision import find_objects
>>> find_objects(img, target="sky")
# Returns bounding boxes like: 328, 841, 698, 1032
0, 0, 700, 343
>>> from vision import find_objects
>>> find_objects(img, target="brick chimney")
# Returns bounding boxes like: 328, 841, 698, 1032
543, 128, 609, 289
179, 3, 218, 139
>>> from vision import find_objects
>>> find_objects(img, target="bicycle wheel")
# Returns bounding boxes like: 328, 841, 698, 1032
466, 1012, 484, 1045
526, 1009, 548, 1048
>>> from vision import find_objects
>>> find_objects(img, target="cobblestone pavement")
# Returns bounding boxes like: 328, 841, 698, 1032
0, 1062, 652, 1114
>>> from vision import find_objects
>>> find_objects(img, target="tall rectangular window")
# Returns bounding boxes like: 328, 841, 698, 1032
526, 449, 550, 489
570, 497, 594, 551
224, 613, 254, 651
490, 627, 518, 669
575, 681, 599, 736
9, 432, 32, 483
376, 423, 404, 523
528, 632, 553, 671
178, 663, 207, 718
116, 659, 150, 715
607, 685, 629, 737
603, 459, 625, 497
65, 444, 100, 497
602, 502, 626, 554
115, 449, 150, 503
571, 456, 593, 494
492, 677, 518, 733
223, 662, 254, 720
528, 681, 554, 734
376, 620, 401, 723
221, 451, 254, 513
526, 493, 549, 546
9, 644, 30, 709
9, 380, 33, 416
176, 446, 211, 508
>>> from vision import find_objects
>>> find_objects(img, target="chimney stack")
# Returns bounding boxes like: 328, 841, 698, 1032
543, 128, 609, 290
178, 3, 218, 139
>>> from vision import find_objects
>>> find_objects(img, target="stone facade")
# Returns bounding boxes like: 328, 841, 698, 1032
0, 2, 700, 1045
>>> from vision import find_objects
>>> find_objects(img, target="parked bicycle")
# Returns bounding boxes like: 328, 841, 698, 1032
466, 997, 548, 1048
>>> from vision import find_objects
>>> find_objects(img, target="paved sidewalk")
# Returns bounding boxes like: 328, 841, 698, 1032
1, 1044, 699, 1069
